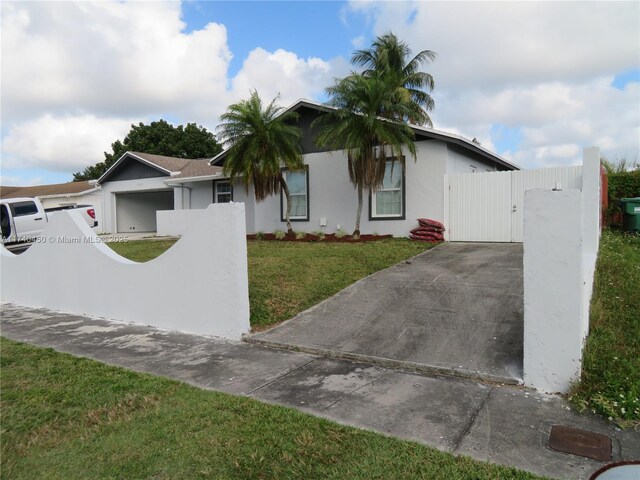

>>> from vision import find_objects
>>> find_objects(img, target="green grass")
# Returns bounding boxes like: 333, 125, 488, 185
0, 337, 544, 480
108, 238, 434, 329
570, 230, 640, 428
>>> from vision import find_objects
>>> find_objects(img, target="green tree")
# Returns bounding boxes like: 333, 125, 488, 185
315, 73, 418, 237
601, 155, 639, 175
315, 33, 434, 236
217, 91, 303, 235
352, 32, 436, 126
73, 120, 221, 181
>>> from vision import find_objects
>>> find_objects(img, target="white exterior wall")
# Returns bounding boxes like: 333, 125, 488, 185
39, 190, 104, 233
101, 177, 175, 233
157, 209, 207, 237
189, 181, 214, 209
1, 204, 250, 340
446, 146, 497, 174
523, 147, 602, 393
250, 140, 449, 236
231, 183, 256, 234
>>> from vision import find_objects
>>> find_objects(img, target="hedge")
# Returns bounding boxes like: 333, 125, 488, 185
606, 170, 640, 225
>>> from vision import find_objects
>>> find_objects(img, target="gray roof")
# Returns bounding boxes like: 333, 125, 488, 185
98, 152, 223, 184
1, 180, 97, 199
209, 98, 520, 171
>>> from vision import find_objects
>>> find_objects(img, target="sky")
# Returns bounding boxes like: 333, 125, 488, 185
1, 0, 639, 186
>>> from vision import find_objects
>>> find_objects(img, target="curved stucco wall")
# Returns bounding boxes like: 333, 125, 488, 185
0, 203, 250, 340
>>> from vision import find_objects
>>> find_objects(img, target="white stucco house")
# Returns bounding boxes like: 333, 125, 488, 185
97, 99, 519, 236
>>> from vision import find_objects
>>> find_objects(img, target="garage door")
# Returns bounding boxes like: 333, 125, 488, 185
116, 190, 174, 233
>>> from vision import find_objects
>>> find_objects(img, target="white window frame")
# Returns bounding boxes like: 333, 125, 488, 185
214, 181, 232, 203
281, 167, 309, 222
371, 159, 404, 219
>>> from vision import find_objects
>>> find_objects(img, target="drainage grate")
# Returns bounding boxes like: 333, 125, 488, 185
548, 425, 612, 461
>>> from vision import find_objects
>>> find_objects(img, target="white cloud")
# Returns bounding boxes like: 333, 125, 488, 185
231, 48, 334, 106
2, 115, 135, 171
0, 175, 43, 187
1, 1, 340, 173
347, 1, 639, 89
347, 1, 640, 168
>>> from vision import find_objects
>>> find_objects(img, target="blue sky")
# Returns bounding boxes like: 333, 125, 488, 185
182, 1, 369, 76
1, 1, 639, 186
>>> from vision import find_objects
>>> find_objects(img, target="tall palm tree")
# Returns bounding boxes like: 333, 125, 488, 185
352, 32, 436, 126
217, 91, 303, 234
315, 73, 418, 237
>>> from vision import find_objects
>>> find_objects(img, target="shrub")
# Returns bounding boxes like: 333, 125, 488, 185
606, 171, 640, 226
335, 229, 346, 238
295, 231, 306, 240
274, 230, 285, 240
312, 231, 325, 240
255, 231, 265, 240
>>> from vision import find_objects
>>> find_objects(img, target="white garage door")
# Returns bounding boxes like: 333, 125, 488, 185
116, 190, 174, 233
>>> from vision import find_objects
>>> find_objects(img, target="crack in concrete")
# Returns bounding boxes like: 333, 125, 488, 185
245, 358, 317, 396
452, 386, 493, 453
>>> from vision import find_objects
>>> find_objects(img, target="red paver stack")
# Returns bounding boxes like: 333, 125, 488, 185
410, 218, 445, 242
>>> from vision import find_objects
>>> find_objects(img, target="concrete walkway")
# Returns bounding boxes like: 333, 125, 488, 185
1, 303, 638, 480
249, 243, 524, 384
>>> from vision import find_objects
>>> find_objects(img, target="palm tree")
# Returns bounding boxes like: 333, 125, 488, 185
315, 73, 417, 237
217, 91, 303, 235
352, 32, 436, 126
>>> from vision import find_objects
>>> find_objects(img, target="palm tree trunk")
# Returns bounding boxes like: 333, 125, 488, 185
280, 175, 294, 235
353, 184, 363, 238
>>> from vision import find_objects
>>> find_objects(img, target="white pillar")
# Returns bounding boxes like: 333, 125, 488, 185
581, 147, 601, 336
523, 189, 585, 392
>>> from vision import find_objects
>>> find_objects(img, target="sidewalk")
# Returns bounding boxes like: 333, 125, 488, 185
1, 303, 638, 479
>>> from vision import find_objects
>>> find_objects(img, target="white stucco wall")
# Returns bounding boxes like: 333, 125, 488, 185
446, 145, 498, 174
248, 140, 449, 236
157, 209, 206, 237
0, 204, 250, 340
189, 181, 214, 209
523, 147, 602, 393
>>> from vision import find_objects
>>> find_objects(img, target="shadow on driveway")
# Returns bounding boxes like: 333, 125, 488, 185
248, 243, 524, 383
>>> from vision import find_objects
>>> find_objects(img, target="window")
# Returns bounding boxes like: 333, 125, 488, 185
281, 167, 309, 221
370, 159, 405, 219
10, 201, 38, 217
214, 181, 232, 203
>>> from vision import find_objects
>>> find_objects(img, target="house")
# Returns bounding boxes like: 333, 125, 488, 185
97, 99, 520, 236
0, 180, 103, 231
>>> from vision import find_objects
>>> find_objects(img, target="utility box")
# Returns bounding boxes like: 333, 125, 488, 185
620, 197, 640, 233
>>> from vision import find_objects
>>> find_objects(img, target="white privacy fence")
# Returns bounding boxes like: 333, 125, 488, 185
445, 165, 583, 242
1, 203, 250, 340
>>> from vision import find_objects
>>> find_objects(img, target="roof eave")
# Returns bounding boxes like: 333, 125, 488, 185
36, 187, 101, 199
164, 172, 226, 184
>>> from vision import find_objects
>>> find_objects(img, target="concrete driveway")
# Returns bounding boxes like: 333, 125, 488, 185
248, 243, 524, 383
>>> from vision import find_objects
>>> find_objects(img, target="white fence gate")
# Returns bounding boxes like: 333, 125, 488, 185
445, 166, 583, 242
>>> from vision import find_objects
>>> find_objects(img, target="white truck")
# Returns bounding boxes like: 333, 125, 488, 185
1, 197, 98, 246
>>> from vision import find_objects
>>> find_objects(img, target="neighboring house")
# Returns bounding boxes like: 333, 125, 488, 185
98, 152, 227, 234
0, 180, 103, 231
98, 99, 520, 236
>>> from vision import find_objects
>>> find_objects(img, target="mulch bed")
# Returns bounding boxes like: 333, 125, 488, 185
246, 233, 393, 243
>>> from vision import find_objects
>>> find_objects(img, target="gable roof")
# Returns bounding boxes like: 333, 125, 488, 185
98, 151, 222, 184
209, 98, 520, 171
0, 180, 98, 199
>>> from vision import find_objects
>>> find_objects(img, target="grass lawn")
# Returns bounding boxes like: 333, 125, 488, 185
0, 337, 544, 480
570, 230, 640, 428
108, 238, 434, 329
